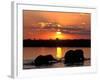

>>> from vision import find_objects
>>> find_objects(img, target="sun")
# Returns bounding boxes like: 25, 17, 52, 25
55, 30, 63, 39
56, 31, 62, 35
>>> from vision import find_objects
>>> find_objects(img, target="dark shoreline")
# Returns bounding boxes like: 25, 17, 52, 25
23, 39, 91, 47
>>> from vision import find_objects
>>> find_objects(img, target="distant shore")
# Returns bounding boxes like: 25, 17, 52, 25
23, 39, 91, 47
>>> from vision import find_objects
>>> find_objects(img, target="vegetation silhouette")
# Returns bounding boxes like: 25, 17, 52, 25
23, 39, 90, 47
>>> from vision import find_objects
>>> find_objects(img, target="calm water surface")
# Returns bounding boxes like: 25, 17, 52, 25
23, 47, 90, 59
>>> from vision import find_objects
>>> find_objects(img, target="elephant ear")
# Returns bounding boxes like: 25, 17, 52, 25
74, 49, 84, 62
64, 50, 75, 64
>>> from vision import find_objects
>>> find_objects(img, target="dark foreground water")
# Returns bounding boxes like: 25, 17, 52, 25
23, 59, 90, 69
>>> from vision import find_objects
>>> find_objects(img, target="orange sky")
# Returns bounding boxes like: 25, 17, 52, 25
23, 10, 91, 40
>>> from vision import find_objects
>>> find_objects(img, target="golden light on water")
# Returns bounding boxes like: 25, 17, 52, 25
56, 47, 62, 59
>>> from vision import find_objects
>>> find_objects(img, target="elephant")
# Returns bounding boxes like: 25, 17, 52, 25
64, 49, 84, 64
34, 55, 57, 66
74, 49, 84, 62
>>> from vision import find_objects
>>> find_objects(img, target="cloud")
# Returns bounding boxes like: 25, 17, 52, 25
30, 24, 90, 35
61, 27, 90, 35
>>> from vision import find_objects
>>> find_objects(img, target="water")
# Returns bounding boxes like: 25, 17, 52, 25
23, 47, 90, 60
23, 47, 90, 69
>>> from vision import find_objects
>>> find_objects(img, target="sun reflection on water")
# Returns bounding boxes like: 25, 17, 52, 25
56, 47, 62, 60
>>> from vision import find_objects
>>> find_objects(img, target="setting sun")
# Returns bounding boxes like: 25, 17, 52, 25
23, 9, 91, 69
23, 10, 90, 40
56, 31, 62, 35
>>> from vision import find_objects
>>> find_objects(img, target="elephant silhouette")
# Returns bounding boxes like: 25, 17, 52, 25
34, 55, 57, 66
74, 49, 84, 62
64, 49, 84, 64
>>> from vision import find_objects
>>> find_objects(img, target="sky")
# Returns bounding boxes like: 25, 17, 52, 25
23, 10, 91, 40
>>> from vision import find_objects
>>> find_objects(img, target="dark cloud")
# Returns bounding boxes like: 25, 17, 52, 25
60, 26, 90, 35
30, 24, 90, 35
